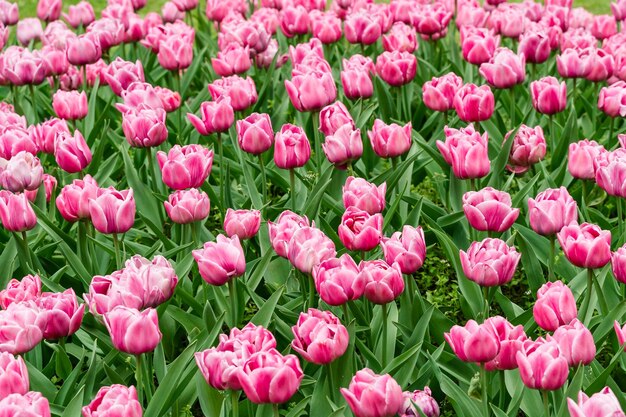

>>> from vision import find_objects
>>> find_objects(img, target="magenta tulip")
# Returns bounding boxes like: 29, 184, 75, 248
436, 124, 490, 179
400, 387, 440, 417
516, 338, 569, 391
453, 83, 495, 122
595, 149, 626, 198
280, 6, 310, 38
380, 225, 426, 275
518, 29, 551, 64
156, 144, 213, 190
484, 316, 527, 371
530, 76, 567, 115
460, 238, 521, 286
89, 187, 135, 234
267, 211, 311, 258
480, 48, 526, 89
342, 176, 386, 215
82, 385, 142, 417
285, 69, 337, 112
121, 106, 168, 148
37, 289, 84, 340
288, 227, 336, 274
0, 151, 43, 193
192, 234, 246, 286
100, 58, 145, 97
612, 245, 626, 284
375, 51, 417, 87
291, 308, 349, 365
368, 119, 412, 158
382, 22, 417, 53
313, 254, 365, 306
505, 125, 547, 173
104, 306, 161, 355
66, 34, 102, 66
63, 2, 96, 28
557, 223, 611, 269
598, 81, 626, 118
0, 352, 29, 400
273, 124, 311, 169
359, 260, 404, 304
615, 321, 626, 347
462, 188, 520, 232
0, 274, 41, 310
344, 11, 382, 45
0, 191, 37, 232
0, 302, 44, 354
319, 102, 355, 137
341, 369, 404, 417
323, 125, 363, 169
567, 387, 625, 417
212, 44, 252, 77
158, 36, 193, 71
527, 187, 578, 236
310, 11, 342, 44
164, 189, 210, 224
422, 73, 463, 113
338, 207, 383, 252
551, 319, 596, 366
56, 175, 99, 222
0, 392, 50, 417
208, 75, 257, 112
461, 27, 500, 66
236, 113, 274, 155
444, 319, 500, 363
187, 98, 235, 136
568, 140, 606, 180
54, 130, 92, 174
223, 209, 261, 240
533, 281, 578, 331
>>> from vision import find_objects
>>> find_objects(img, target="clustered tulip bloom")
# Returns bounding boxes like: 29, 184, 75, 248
341, 369, 404, 417
291, 308, 349, 365
82, 385, 142, 417
164, 189, 210, 224
484, 316, 527, 371
267, 211, 311, 259
445, 319, 500, 363
533, 281, 578, 332
400, 387, 440, 417
460, 238, 521, 287
193, 234, 246, 286
437, 124, 490, 179
274, 124, 311, 169
313, 254, 365, 306
380, 225, 426, 275
223, 209, 261, 240
422, 73, 463, 113
527, 187, 578, 236
557, 223, 612, 270
156, 144, 214, 190
462, 188, 520, 233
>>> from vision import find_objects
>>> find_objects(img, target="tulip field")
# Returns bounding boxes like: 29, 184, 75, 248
3, 0, 626, 416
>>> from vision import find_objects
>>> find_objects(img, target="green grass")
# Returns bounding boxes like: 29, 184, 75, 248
574, 0, 610, 14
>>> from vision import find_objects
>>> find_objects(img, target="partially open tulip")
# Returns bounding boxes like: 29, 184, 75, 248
288, 227, 336, 274
236, 349, 303, 404
445, 319, 500, 363
0, 127, 37, 160
212, 44, 252, 77
66, 34, 102, 66
104, 306, 161, 355
0, 1, 18, 26
54, 130, 92, 174
460, 238, 521, 287
156, 144, 213, 190
557, 48, 593, 79
224, 209, 261, 240
310, 11, 342, 44
37, 289, 84, 340
100, 58, 145, 97
598, 82, 626, 118
121, 106, 168, 148
280, 6, 310, 38
0, 302, 44, 354
291, 308, 349, 365
273, 124, 311, 169
341, 58, 375, 100
568, 140, 606, 180
193, 235, 246, 286
16, 19, 43, 46
313, 254, 364, 306
187, 98, 234, 136
480, 48, 526, 89
462, 188, 519, 233
89, 187, 135, 234
380, 225, 426, 275
533, 281, 578, 331
359, 260, 404, 304
0, 352, 29, 400
1, 47, 46, 86
400, 388, 440, 417
527, 187, 578, 236
0, 151, 43, 192
208, 75, 257, 112
422, 73, 463, 113
530, 76, 567, 115
461, 27, 500, 65
82, 385, 142, 417
591, 15, 617, 40
453, 83, 495, 122
267, 211, 311, 258
382, 22, 418, 53
595, 149, 626, 198
52, 90, 88, 121
0, 392, 50, 416
30, 118, 69, 155
121, 255, 179, 309
505, 125, 547, 173
342, 177, 386, 215
557, 223, 611, 269
518, 29, 551, 64
323, 125, 363, 169
0, 274, 41, 309
612, 245, 626, 284
516, 338, 569, 391
338, 208, 383, 252
285, 69, 337, 112
344, 11, 382, 45
437, 124, 490, 179
158, 35, 193, 71
586, 48, 614, 82
236, 113, 274, 155
341, 369, 404, 417
484, 316, 527, 371
368, 119, 412, 158
413, 2, 452, 39
319, 102, 355, 137
551, 319, 595, 366
164, 189, 210, 224
56, 175, 98, 222
64, 2, 96, 28
375, 51, 417, 87
567, 387, 625, 417
615, 321, 626, 347
0, 191, 37, 232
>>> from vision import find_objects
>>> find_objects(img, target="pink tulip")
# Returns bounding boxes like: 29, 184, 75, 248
0, 191, 37, 232
595, 149, 626, 198
37, 289, 84, 340
274, 124, 311, 169
30, 118, 68, 155
16, 18, 43, 46
551, 319, 595, 366
558, 223, 611, 269
54, 130, 92, 173
164, 189, 210, 224
223, 209, 261, 240
63, 2, 95, 28
506, 125, 547, 173
620, 135, 626, 149
530, 76, 567, 115
341, 65, 375, 101
120, 255, 179, 309
25, 173, 56, 204
85, 271, 141, 316
368, 119, 412, 158
236, 113, 274, 155
484, 316, 527, 371
104, 306, 161, 355
612, 245, 626, 284
162, 1, 184, 22
518, 30, 551, 64
461, 27, 500, 65
462, 188, 519, 233
291, 308, 349, 364
156, 145, 213, 190
380, 225, 426, 275
221, 323, 276, 353
422, 73, 463, 113
52, 90, 88, 121
480, 48, 526, 89
212, 44, 252, 77
591, 15, 617, 40
1, 47, 46, 86
533, 281, 578, 331
445, 319, 500, 363
313, 254, 365, 306
527, 187, 578, 236
87, 19, 125, 51
310, 11, 342, 44
208, 75, 257, 112
267, 211, 310, 258
345, 11, 382, 45
342, 176, 386, 215
56, 175, 98, 222
612, 0, 626, 21
413, 3, 452, 38
205, 0, 246, 22
615, 321, 626, 347
289, 38, 324, 67
0, 352, 29, 400
516, 338, 569, 390
341, 369, 404, 417
66, 34, 102, 66
359, 260, 404, 304
557, 48, 593, 79
400, 387, 440, 417
323, 125, 363, 169
568, 140, 606, 180
121, 106, 168, 148
188, 98, 235, 136
0, 392, 50, 416
288, 227, 336, 274
0, 1, 18, 26
568, 387, 625, 417
286, 68, 337, 112
338, 207, 383, 252
40, 46, 68, 76
158, 36, 193, 71
100, 58, 145, 97
598, 81, 626, 118
0, 274, 41, 309
453, 83, 495, 122
193, 235, 246, 286
280, 6, 310, 38
0, 151, 43, 193
0, 302, 44, 354
436, 124, 490, 179
460, 238, 521, 286
255, 39, 288, 69
319, 102, 355, 137
488, 5, 526, 38
89, 187, 136, 234
586, 48, 614, 82
375, 51, 417, 87
0, 127, 37, 160
82, 385, 142, 417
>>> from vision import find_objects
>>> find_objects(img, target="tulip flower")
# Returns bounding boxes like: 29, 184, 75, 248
533, 281, 578, 332
400, 388, 440, 417
0, 151, 43, 193
341, 369, 404, 417
158, 36, 193, 71
88, 187, 135, 235
518, 30, 551, 65
100, 58, 145, 96
323, 125, 363, 169
310, 11, 342, 44
382, 22, 418, 53
313, 254, 365, 306
37, 289, 84, 340
342, 177, 386, 215
615, 321, 626, 347
319, 102, 355, 137
82, 385, 142, 417
530, 76, 567, 115
164, 189, 210, 224
591, 15, 617, 39
121, 106, 168, 148
595, 149, 626, 198
380, 225, 426, 275
0, 302, 44, 354
612, 0, 626, 20
505, 125, 546, 173
341, 59, 375, 100
359, 260, 404, 304
0, 1, 19, 26
236, 113, 274, 155
121, 255, 179, 309
192, 235, 246, 286
212, 44, 252, 77
187, 98, 235, 136
156, 144, 213, 190
461, 27, 500, 66
338, 208, 383, 252
445, 319, 500, 363
0, 392, 50, 416
267, 211, 311, 258
437, 124, 490, 179
56, 175, 99, 222
462, 188, 520, 233
516, 338, 569, 391
63, 2, 96, 28
453, 84, 495, 122
344, 11, 382, 45
612, 245, 626, 284
0, 191, 37, 232
557, 223, 611, 269
586, 48, 614, 82
0, 352, 29, 400
422, 73, 463, 113
484, 316, 527, 371
460, 238, 521, 287
66, 34, 102, 66
413, 2, 452, 39
480, 48, 526, 89
291, 308, 349, 364
567, 387, 625, 417
288, 227, 336, 275
285, 69, 337, 112
54, 130, 92, 174
236, 349, 303, 404
527, 187, 578, 236
368, 119, 412, 159
0, 127, 37, 160
280, 6, 310, 38
551, 319, 596, 366
598, 81, 626, 118
223, 209, 261, 240
104, 306, 161, 355
16, 19, 43, 46
30, 118, 69, 155
208, 75, 257, 112
568, 140, 606, 180
273, 124, 311, 170
375, 51, 417, 87
0, 274, 41, 309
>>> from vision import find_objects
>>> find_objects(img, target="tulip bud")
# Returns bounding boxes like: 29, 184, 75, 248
506, 125, 547, 173
164, 189, 210, 224
291, 308, 349, 365
527, 187, 578, 236
530, 76, 567, 115
54, 130, 92, 174
375, 51, 417, 87
89, 187, 136, 234
187, 98, 234, 136
82, 385, 142, 417
273, 124, 311, 169
533, 281, 578, 331
192, 235, 246, 286
462, 188, 520, 233
359, 260, 404, 304
341, 369, 404, 417
38, 289, 85, 340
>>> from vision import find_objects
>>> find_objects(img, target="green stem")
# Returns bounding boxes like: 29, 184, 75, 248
112, 233, 122, 270
381, 302, 388, 369
290, 169, 296, 212
548, 235, 556, 282
273, 403, 280, 417
482, 286, 490, 322
510, 86, 516, 128
609, 116, 615, 142
77, 221, 92, 273
136, 354, 144, 404
191, 222, 198, 246
312, 111, 322, 178
217, 133, 225, 218
481, 364, 490, 417
542, 390, 550, 417
572, 78, 577, 112
498, 370, 506, 410
579, 268, 594, 325
228, 278, 238, 328
327, 363, 335, 401
258, 154, 267, 213
81, 65, 87, 93
29, 84, 37, 123
549, 115, 555, 158
21, 231, 34, 271
341, 303, 349, 323
308, 274, 316, 310
617, 197, 624, 245
175, 71, 182, 142
231, 390, 239, 417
